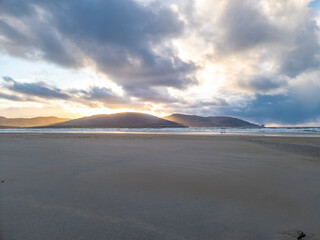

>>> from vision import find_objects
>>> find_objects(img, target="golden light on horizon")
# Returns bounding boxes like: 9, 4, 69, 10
63, 104, 165, 119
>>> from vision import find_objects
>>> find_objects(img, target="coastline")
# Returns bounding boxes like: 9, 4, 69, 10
1, 127, 320, 138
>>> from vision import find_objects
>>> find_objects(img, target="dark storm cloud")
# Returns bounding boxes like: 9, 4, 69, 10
0, 0, 196, 89
1, 0, 35, 16
0, 92, 25, 101
279, 24, 320, 78
173, 91, 320, 125
219, 81, 320, 125
238, 75, 288, 92
215, 0, 320, 78
0, 19, 79, 67
72, 87, 132, 108
77, 87, 121, 102
1, 77, 127, 106
3, 77, 70, 100
241, 94, 320, 124
1, 77, 147, 108
217, 0, 279, 53
54, 0, 181, 46
199, 98, 229, 107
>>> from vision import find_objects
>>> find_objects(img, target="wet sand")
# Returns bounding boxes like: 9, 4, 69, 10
0, 133, 319, 240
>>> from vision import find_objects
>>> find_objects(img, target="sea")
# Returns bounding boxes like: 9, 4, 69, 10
1, 127, 320, 137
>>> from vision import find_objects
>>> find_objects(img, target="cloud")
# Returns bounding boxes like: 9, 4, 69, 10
216, 0, 280, 53
234, 92, 320, 125
3, 76, 70, 100
0, 77, 173, 109
215, 70, 320, 124
237, 75, 288, 93
1, 0, 320, 124
0, 0, 197, 90
279, 27, 320, 77
207, 0, 320, 79
157, 97, 230, 116
1, 77, 128, 107
123, 86, 179, 104
0, 76, 228, 113
0, 92, 25, 101
72, 87, 133, 109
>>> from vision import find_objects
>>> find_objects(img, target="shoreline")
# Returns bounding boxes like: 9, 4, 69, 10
1, 129, 320, 138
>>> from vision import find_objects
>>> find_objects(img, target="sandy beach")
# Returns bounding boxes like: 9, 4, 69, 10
0, 133, 319, 240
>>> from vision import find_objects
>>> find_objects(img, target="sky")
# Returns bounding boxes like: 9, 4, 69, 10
0, 0, 320, 126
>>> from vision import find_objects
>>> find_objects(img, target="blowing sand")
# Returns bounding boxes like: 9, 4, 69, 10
0, 133, 319, 240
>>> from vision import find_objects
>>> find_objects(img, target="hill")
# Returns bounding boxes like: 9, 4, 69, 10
164, 114, 261, 128
51, 112, 185, 128
0, 116, 71, 128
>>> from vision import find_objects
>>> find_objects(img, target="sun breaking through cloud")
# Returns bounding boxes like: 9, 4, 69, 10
0, 0, 320, 125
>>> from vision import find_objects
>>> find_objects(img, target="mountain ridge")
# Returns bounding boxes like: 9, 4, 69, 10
50, 112, 185, 128
0, 112, 263, 128
165, 113, 261, 128
0, 116, 71, 128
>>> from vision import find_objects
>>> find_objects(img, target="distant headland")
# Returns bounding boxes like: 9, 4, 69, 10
0, 112, 262, 128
